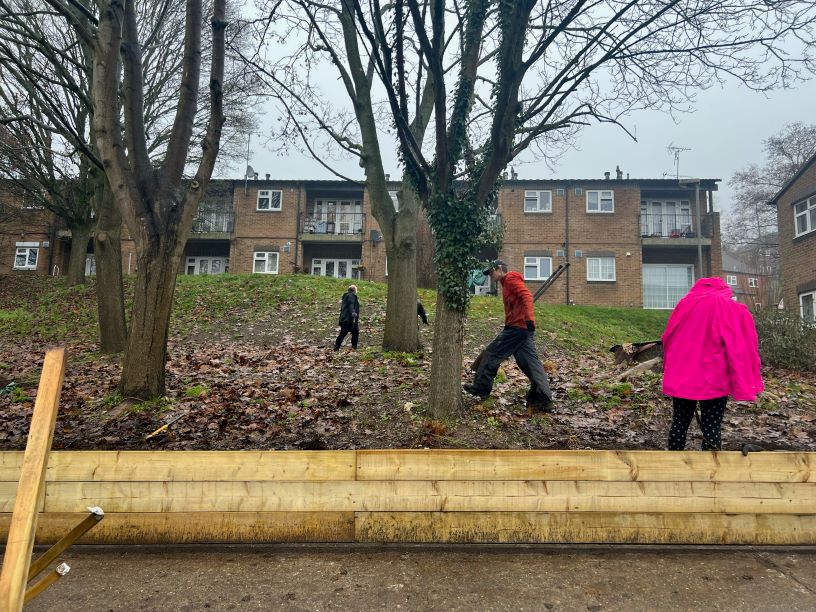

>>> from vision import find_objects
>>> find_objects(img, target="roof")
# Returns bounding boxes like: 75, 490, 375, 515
768, 149, 816, 204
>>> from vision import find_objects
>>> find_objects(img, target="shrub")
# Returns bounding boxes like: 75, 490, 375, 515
753, 309, 816, 371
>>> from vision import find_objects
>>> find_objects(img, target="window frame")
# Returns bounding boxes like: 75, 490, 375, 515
13, 243, 39, 270
793, 196, 815, 237
256, 189, 283, 211
523, 190, 552, 213
524, 256, 552, 281
586, 256, 616, 282
586, 190, 614, 213
748, 277, 758, 288
800, 290, 816, 324
253, 251, 279, 274
726, 275, 738, 286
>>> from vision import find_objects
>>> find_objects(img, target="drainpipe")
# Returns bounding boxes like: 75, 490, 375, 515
564, 184, 571, 304
294, 184, 301, 271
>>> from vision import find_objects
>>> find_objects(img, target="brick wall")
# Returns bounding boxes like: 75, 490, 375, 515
776, 160, 816, 316
497, 182, 645, 307
0, 185, 59, 274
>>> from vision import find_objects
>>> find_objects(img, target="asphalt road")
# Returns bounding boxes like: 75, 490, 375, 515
22, 545, 816, 611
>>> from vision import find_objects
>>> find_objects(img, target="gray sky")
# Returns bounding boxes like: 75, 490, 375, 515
243, 76, 816, 220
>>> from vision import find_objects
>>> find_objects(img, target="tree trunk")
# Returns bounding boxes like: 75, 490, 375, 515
66, 224, 92, 285
382, 208, 419, 352
119, 239, 181, 398
428, 292, 466, 417
93, 178, 127, 353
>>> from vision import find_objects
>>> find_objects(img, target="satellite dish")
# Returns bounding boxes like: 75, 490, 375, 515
245, 165, 255, 179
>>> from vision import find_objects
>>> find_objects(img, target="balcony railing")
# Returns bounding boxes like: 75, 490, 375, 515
191, 210, 234, 234
300, 212, 366, 236
640, 213, 697, 238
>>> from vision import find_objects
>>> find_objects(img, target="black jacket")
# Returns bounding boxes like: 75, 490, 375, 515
339, 291, 360, 325
417, 300, 428, 324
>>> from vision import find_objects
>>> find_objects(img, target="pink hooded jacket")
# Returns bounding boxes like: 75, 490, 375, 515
661, 277, 764, 401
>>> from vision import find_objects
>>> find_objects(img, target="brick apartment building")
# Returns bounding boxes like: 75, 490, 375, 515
770, 151, 816, 323
0, 182, 71, 276
721, 252, 773, 310
2, 174, 723, 310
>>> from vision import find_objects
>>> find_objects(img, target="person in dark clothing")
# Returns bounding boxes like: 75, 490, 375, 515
417, 300, 428, 325
334, 285, 360, 350
464, 260, 553, 412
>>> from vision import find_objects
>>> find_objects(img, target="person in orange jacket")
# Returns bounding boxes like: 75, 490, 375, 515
464, 260, 554, 412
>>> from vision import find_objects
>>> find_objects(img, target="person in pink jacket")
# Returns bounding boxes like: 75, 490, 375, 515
661, 277, 764, 450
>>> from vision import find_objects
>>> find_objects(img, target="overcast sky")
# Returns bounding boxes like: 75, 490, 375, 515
240, 76, 816, 220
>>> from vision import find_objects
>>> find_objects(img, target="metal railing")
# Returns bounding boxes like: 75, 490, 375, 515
191, 210, 234, 233
640, 213, 696, 238
300, 212, 366, 235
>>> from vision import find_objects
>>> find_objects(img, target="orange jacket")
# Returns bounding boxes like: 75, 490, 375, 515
500, 271, 535, 329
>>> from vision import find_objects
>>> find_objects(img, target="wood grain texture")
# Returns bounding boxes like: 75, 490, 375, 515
0, 348, 66, 612
356, 450, 816, 482
355, 511, 816, 545
0, 512, 354, 544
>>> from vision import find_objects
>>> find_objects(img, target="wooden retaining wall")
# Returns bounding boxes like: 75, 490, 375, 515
1, 450, 815, 545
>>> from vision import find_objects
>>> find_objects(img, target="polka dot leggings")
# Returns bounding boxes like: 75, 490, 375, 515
667, 397, 727, 451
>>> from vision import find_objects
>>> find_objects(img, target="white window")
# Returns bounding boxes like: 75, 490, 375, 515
253, 251, 279, 274
587, 190, 614, 213
643, 264, 694, 309
13, 242, 39, 270
800, 290, 815, 324
586, 257, 616, 282
388, 191, 400, 212
748, 278, 758, 288
311, 258, 360, 279
524, 190, 552, 213
524, 256, 552, 281
794, 196, 816, 237
726, 275, 737, 286
257, 189, 282, 211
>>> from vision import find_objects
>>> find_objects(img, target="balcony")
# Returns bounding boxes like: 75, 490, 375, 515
640, 213, 711, 246
191, 210, 234, 236
299, 212, 366, 242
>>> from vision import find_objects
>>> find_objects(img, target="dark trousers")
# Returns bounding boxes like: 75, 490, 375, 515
667, 396, 727, 450
472, 326, 551, 402
334, 322, 359, 350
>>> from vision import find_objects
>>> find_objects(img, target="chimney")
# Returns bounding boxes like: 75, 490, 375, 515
604, 171, 610, 180
265, 173, 270, 180
510, 166, 518, 180
616, 165, 623, 180
385, 173, 390, 181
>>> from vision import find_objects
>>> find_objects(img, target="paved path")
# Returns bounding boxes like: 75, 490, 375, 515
24, 545, 816, 611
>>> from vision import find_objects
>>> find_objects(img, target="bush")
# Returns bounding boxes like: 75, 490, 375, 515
753, 309, 816, 371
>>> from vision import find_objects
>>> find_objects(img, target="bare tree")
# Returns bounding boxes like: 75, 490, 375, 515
341, 0, 816, 416
1, 0, 255, 373
724, 122, 816, 263
242, 0, 452, 351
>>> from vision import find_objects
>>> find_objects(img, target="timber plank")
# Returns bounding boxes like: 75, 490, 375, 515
42, 480, 816, 514
0, 348, 65, 612
355, 511, 816, 545
0, 453, 24, 482
42, 450, 357, 481
356, 450, 816, 482
0, 512, 354, 545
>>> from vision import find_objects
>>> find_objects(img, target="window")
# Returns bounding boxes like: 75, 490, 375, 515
389, 191, 400, 212
643, 264, 694, 309
586, 257, 616, 282
524, 190, 552, 213
800, 291, 815, 324
748, 278, 758, 288
257, 189, 282, 211
253, 251, 279, 274
586, 190, 614, 213
726, 275, 737, 286
794, 196, 816, 237
13, 242, 39, 270
524, 256, 552, 281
